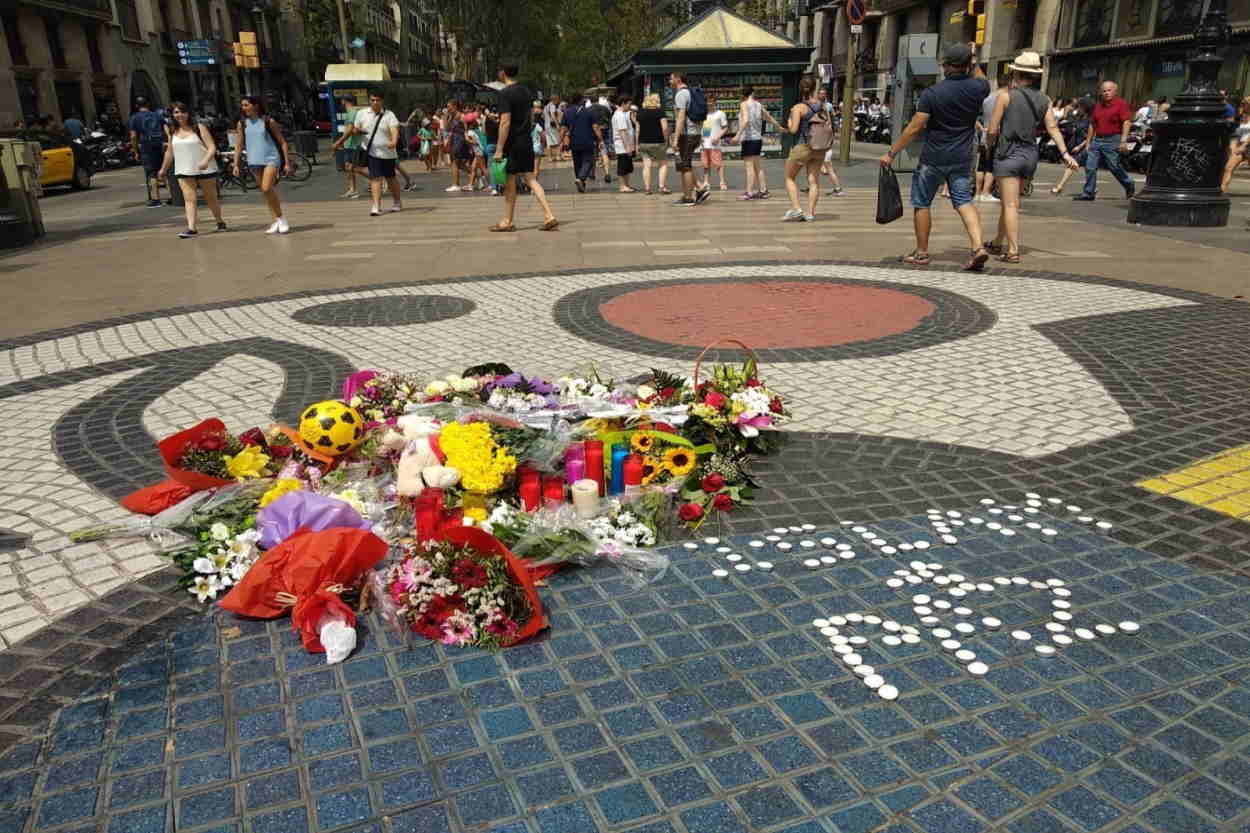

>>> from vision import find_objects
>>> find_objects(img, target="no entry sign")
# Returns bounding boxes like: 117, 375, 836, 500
847, 0, 866, 25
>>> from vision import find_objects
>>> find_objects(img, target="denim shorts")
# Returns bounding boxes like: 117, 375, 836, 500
911, 161, 974, 208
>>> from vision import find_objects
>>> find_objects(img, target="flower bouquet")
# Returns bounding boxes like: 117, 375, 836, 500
384, 525, 544, 648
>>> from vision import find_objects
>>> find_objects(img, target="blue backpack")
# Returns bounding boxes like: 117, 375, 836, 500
136, 110, 165, 145
686, 87, 708, 123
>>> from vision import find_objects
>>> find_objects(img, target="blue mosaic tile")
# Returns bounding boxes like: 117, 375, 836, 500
0, 769, 36, 805
535, 799, 597, 833
112, 737, 168, 772
244, 769, 300, 811
793, 767, 861, 808
236, 708, 286, 739
1141, 799, 1217, 833
308, 753, 362, 792
316, 787, 372, 829
1048, 785, 1122, 831
573, 750, 631, 789
735, 784, 803, 826
880, 784, 930, 813
239, 737, 291, 775
856, 706, 918, 741
359, 707, 410, 741
649, 766, 712, 807
425, 723, 477, 758
367, 738, 422, 773
707, 749, 769, 790
1110, 706, 1164, 734
43, 752, 103, 792
1031, 734, 1099, 771
758, 735, 822, 773
108, 769, 165, 809
178, 787, 235, 827
497, 736, 554, 770
174, 724, 225, 759
106, 804, 168, 833
890, 738, 956, 773
841, 751, 909, 790
991, 754, 1062, 796
603, 705, 658, 739
553, 722, 607, 755
516, 765, 575, 806
233, 681, 282, 712
1008, 809, 1077, 833
451, 783, 518, 826
955, 777, 1024, 820
937, 721, 1001, 756
451, 656, 501, 685
903, 692, 959, 724
679, 800, 747, 833
827, 800, 888, 833
596, 781, 658, 824
1179, 775, 1250, 820
908, 798, 985, 833
1155, 723, 1221, 759
586, 680, 637, 710
50, 722, 106, 758
378, 770, 436, 809
247, 807, 307, 833
805, 719, 869, 756
480, 705, 534, 741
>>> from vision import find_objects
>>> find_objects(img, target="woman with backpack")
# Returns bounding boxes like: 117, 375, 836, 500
782, 77, 831, 221
232, 95, 292, 234
157, 102, 226, 239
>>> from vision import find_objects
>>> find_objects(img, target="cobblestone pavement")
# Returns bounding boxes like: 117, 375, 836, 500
2, 168, 1250, 832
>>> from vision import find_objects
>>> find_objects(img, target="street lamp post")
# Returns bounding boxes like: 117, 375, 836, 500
1127, 0, 1232, 227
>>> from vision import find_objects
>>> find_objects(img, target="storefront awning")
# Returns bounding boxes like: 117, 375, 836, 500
1052, 25, 1250, 56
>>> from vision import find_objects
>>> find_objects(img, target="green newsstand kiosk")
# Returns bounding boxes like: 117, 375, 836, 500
606, 6, 812, 158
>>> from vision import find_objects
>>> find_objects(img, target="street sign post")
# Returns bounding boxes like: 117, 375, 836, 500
177, 40, 216, 66
840, 0, 866, 163
847, 0, 866, 26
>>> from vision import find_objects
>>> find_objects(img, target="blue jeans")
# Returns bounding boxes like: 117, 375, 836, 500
911, 161, 974, 209
1082, 136, 1134, 196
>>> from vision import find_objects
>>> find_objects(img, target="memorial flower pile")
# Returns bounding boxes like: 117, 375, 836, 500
175, 425, 287, 481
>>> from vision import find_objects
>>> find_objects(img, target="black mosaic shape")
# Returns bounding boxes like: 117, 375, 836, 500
290, 295, 475, 328
0, 529, 30, 552
553, 274, 998, 363
0, 337, 354, 500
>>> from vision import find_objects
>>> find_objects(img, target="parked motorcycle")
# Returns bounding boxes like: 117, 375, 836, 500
1124, 126, 1153, 173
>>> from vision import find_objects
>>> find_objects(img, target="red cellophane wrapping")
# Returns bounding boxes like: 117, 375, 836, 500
121, 418, 236, 514
219, 527, 388, 652
437, 525, 548, 647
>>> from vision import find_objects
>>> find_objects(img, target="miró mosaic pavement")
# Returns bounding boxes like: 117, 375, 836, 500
3, 261, 1250, 831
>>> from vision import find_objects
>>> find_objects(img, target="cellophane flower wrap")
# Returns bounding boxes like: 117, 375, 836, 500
486, 496, 671, 585
385, 526, 543, 649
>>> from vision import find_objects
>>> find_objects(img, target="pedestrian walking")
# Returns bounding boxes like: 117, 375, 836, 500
232, 95, 291, 234
698, 95, 729, 191
1074, 81, 1135, 201
1221, 97, 1250, 192
815, 89, 844, 196
531, 106, 546, 181
418, 119, 435, 172
592, 93, 614, 185
489, 62, 559, 233
353, 90, 402, 216
543, 95, 561, 165
983, 52, 1077, 263
1051, 98, 1091, 195
975, 90, 997, 202
612, 96, 638, 192
732, 86, 782, 200
782, 76, 831, 222
157, 101, 226, 239
129, 97, 169, 207
669, 73, 709, 207
446, 101, 471, 192
879, 42, 990, 271
637, 93, 670, 195
563, 95, 601, 192
331, 98, 362, 198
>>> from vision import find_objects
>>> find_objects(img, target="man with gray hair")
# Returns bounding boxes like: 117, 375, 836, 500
1074, 80, 1134, 201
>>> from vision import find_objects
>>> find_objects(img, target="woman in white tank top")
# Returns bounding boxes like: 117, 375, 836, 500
158, 101, 226, 239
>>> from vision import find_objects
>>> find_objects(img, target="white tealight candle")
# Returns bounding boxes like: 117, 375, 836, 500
712, 568, 729, 578
734, 564, 751, 572
803, 558, 821, 569
683, 542, 699, 550
705, 536, 721, 545
571, 479, 601, 519
757, 561, 774, 571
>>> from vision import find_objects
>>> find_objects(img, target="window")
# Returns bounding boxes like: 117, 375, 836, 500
118, 0, 141, 40
45, 19, 66, 68
84, 22, 103, 72
1074, 0, 1112, 47
2, 12, 26, 65
1155, 0, 1203, 37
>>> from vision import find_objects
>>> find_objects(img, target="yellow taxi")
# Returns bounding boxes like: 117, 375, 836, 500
35, 133, 92, 190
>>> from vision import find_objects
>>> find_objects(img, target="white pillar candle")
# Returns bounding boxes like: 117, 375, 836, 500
571, 479, 600, 519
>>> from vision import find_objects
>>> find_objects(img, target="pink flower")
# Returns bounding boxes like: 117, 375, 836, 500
341, 370, 379, 401
736, 413, 772, 438
486, 617, 518, 639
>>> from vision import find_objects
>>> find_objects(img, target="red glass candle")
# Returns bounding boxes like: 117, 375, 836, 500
542, 476, 565, 507
414, 488, 445, 542
583, 440, 605, 497
519, 479, 541, 511
623, 454, 643, 486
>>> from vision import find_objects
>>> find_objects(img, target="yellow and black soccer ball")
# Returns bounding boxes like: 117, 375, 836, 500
297, 400, 364, 456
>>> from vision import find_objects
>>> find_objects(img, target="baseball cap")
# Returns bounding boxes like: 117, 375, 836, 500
941, 42, 973, 66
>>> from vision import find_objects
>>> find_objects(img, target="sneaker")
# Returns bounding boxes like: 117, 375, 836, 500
444, 185, 461, 192
339, 190, 357, 198
389, 204, 402, 212
694, 187, 711, 205
347, 191, 361, 199
276, 218, 290, 234
673, 198, 696, 207
802, 214, 815, 222
781, 209, 803, 221
1072, 194, 1095, 201
739, 192, 757, 200
983, 194, 1000, 202
265, 221, 281, 234
146, 199, 161, 208
1125, 183, 1136, 199
216, 221, 227, 232
828, 188, 844, 196
758, 190, 771, 200
370, 207, 381, 216
177, 229, 198, 239
575, 180, 586, 193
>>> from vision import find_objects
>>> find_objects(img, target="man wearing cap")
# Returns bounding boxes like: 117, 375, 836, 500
1074, 80, 1134, 201
880, 42, 991, 271
984, 51, 1078, 263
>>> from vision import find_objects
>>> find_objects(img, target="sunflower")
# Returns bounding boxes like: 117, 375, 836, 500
630, 433, 655, 453
641, 457, 664, 484
663, 447, 696, 477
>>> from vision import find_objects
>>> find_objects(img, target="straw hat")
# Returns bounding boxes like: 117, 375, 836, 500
1008, 51, 1044, 74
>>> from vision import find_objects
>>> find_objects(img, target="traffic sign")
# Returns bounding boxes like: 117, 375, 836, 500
850, 24, 863, 34
177, 40, 216, 66
847, 0, 866, 26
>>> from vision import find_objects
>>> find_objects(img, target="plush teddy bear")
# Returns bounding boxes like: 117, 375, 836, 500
384, 415, 461, 497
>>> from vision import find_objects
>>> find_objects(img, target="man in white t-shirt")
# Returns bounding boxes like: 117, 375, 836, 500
698, 95, 729, 191
611, 96, 637, 192
353, 90, 402, 216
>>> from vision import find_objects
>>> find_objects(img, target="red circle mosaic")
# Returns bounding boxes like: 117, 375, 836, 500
598, 281, 936, 349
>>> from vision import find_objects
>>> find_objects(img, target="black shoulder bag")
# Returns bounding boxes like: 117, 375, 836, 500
352, 111, 386, 169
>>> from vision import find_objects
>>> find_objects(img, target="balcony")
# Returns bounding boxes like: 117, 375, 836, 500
23, 0, 112, 20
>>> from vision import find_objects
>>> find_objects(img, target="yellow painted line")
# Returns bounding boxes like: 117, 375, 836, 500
1137, 443, 1250, 520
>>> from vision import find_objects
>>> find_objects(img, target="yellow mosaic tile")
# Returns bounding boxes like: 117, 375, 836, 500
1137, 443, 1250, 521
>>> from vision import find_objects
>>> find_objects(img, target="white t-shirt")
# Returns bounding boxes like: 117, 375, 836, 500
701, 110, 727, 149
354, 108, 400, 159
610, 109, 634, 154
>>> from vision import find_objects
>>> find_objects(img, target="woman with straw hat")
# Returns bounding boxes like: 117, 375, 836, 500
984, 50, 1078, 263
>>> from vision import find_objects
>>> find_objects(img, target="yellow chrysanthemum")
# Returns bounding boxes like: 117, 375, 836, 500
439, 422, 516, 494
663, 447, 696, 477
259, 478, 303, 507
224, 445, 270, 480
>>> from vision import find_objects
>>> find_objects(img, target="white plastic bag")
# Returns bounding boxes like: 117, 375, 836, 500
317, 613, 357, 664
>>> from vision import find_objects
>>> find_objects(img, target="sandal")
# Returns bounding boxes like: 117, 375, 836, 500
644, 189, 653, 195
659, 188, 672, 195
984, 241, 1004, 255
488, 223, 516, 233
539, 218, 560, 232
899, 250, 931, 266
964, 247, 990, 272
1000, 252, 1021, 263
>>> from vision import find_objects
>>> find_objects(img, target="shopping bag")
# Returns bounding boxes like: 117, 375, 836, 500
490, 158, 508, 187
876, 165, 904, 225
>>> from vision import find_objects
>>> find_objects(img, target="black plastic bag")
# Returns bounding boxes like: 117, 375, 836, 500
876, 165, 904, 225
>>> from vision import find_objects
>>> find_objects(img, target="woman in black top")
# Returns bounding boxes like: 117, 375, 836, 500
635, 93, 670, 195
1051, 98, 1090, 195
